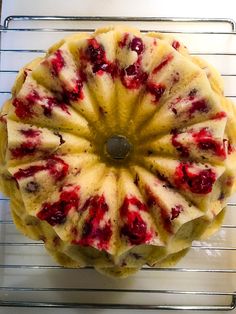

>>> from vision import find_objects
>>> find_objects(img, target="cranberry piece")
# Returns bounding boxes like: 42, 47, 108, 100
13, 156, 69, 181
87, 39, 105, 63
171, 129, 189, 158
13, 98, 34, 119
47, 156, 69, 181
171, 204, 184, 220
119, 196, 152, 245
10, 142, 38, 158
153, 54, 174, 74
212, 111, 227, 119
76, 195, 112, 250
121, 213, 148, 245
130, 37, 144, 55
26, 90, 40, 103
172, 40, 180, 50
37, 187, 80, 226
121, 65, 148, 89
228, 141, 234, 154
192, 128, 226, 158
20, 129, 41, 138
118, 33, 129, 48
14, 165, 46, 180
85, 38, 117, 77
125, 64, 137, 76
42, 97, 70, 117
189, 99, 208, 116
120, 197, 148, 217
174, 162, 216, 194
146, 82, 166, 103
50, 50, 65, 76
190, 169, 216, 194
63, 80, 84, 102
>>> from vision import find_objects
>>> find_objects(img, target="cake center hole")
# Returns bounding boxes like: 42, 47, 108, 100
105, 135, 132, 160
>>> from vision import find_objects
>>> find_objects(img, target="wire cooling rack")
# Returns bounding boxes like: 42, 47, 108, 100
0, 16, 236, 311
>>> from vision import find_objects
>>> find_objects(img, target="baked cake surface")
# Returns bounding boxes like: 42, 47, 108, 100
0, 26, 236, 277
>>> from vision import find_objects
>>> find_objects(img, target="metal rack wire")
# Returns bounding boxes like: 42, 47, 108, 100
0, 15, 236, 310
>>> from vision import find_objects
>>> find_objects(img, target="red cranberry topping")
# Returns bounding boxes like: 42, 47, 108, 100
118, 33, 129, 48
172, 40, 180, 50
174, 162, 216, 194
171, 129, 189, 158
153, 54, 174, 74
120, 196, 152, 245
13, 156, 69, 181
37, 186, 80, 226
50, 50, 65, 76
20, 128, 41, 138
75, 194, 112, 250
189, 99, 208, 117
146, 82, 166, 103
171, 204, 184, 220
130, 37, 144, 55
120, 64, 148, 89
192, 128, 226, 158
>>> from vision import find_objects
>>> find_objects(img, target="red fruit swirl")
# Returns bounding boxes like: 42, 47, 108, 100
171, 129, 189, 158
74, 194, 112, 250
146, 82, 166, 103
153, 54, 174, 74
118, 33, 129, 48
171, 204, 184, 220
86, 38, 117, 77
192, 128, 226, 158
120, 63, 148, 89
50, 50, 65, 76
172, 40, 180, 50
13, 156, 69, 181
120, 196, 152, 245
10, 128, 42, 159
174, 162, 216, 194
37, 186, 80, 226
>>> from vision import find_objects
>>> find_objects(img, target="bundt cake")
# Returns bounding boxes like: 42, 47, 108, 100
1, 26, 236, 277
